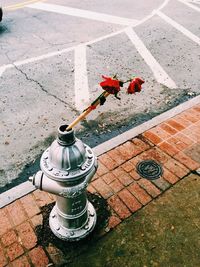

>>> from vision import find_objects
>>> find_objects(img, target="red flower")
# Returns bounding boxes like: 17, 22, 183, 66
100, 76, 121, 97
127, 78, 144, 94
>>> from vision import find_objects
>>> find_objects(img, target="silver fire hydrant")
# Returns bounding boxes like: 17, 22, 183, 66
29, 125, 98, 241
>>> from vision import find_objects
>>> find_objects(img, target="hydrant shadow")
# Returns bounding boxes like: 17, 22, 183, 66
35, 192, 111, 264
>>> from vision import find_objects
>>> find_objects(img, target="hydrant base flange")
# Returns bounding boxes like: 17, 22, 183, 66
49, 202, 97, 241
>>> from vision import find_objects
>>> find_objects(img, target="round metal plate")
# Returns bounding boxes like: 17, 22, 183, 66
136, 160, 163, 180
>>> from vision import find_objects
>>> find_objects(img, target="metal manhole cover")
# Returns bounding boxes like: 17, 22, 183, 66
136, 160, 163, 180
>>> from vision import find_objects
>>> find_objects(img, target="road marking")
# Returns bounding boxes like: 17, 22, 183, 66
27, 2, 139, 26
0, 64, 13, 77
125, 27, 177, 89
0, 47, 74, 77
156, 0, 171, 11
0, 28, 126, 77
4, 0, 43, 10
157, 11, 200, 45
177, 0, 200, 12
0, 0, 171, 77
74, 45, 90, 111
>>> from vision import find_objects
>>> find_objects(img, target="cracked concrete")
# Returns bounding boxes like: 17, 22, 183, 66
0, 51, 77, 188
13, 63, 78, 113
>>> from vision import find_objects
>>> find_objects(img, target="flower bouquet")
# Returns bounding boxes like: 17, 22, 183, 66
66, 75, 144, 131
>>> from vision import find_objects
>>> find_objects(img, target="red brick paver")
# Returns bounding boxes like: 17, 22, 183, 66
162, 167, 179, 185
0, 209, 12, 236
140, 147, 170, 164
29, 246, 49, 267
102, 172, 116, 184
20, 194, 40, 218
160, 123, 178, 135
118, 189, 142, 213
158, 141, 179, 156
6, 242, 24, 261
174, 151, 200, 170
0, 245, 8, 266
33, 190, 53, 207
131, 137, 150, 152
31, 214, 43, 228
166, 119, 185, 131
143, 131, 162, 145
164, 158, 189, 178
109, 179, 124, 193
96, 161, 109, 176
108, 195, 131, 219
121, 160, 134, 172
1, 230, 17, 247
128, 183, 152, 205
108, 215, 121, 229
6, 200, 27, 227
112, 167, 133, 186
117, 141, 140, 160
16, 222, 37, 250
98, 153, 118, 170
138, 179, 161, 198
107, 148, 126, 165
11, 255, 31, 267
92, 178, 113, 199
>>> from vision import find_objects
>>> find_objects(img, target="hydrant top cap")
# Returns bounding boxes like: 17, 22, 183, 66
57, 124, 75, 146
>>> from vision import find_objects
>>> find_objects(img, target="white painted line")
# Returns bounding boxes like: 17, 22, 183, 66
1, 94, 200, 207
0, 0, 171, 77
157, 11, 200, 45
27, 2, 139, 26
0, 181, 35, 208
0, 47, 74, 77
74, 45, 90, 111
0, 64, 13, 77
125, 27, 177, 89
0, 29, 126, 77
156, 0, 171, 11
177, 0, 200, 12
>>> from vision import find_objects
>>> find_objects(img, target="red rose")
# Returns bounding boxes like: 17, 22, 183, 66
127, 78, 144, 94
100, 75, 121, 95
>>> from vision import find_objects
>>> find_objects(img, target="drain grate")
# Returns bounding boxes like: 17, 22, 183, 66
136, 160, 163, 180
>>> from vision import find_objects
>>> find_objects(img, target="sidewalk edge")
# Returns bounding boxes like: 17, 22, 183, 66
1, 95, 200, 208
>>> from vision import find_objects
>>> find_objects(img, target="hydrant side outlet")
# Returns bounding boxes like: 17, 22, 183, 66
29, 125, 98, 241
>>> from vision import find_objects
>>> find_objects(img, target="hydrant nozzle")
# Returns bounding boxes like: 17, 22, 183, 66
29, 125, 98, 241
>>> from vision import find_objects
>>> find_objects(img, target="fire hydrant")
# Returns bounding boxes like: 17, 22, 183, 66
29, 125, 98, 241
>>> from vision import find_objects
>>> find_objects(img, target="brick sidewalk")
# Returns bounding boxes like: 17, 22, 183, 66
0, 104, 200, 266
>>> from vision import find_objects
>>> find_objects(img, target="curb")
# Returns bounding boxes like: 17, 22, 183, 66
0, 94, 200, 208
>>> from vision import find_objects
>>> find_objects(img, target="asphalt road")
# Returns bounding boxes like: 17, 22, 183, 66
0, 0, 200, 191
